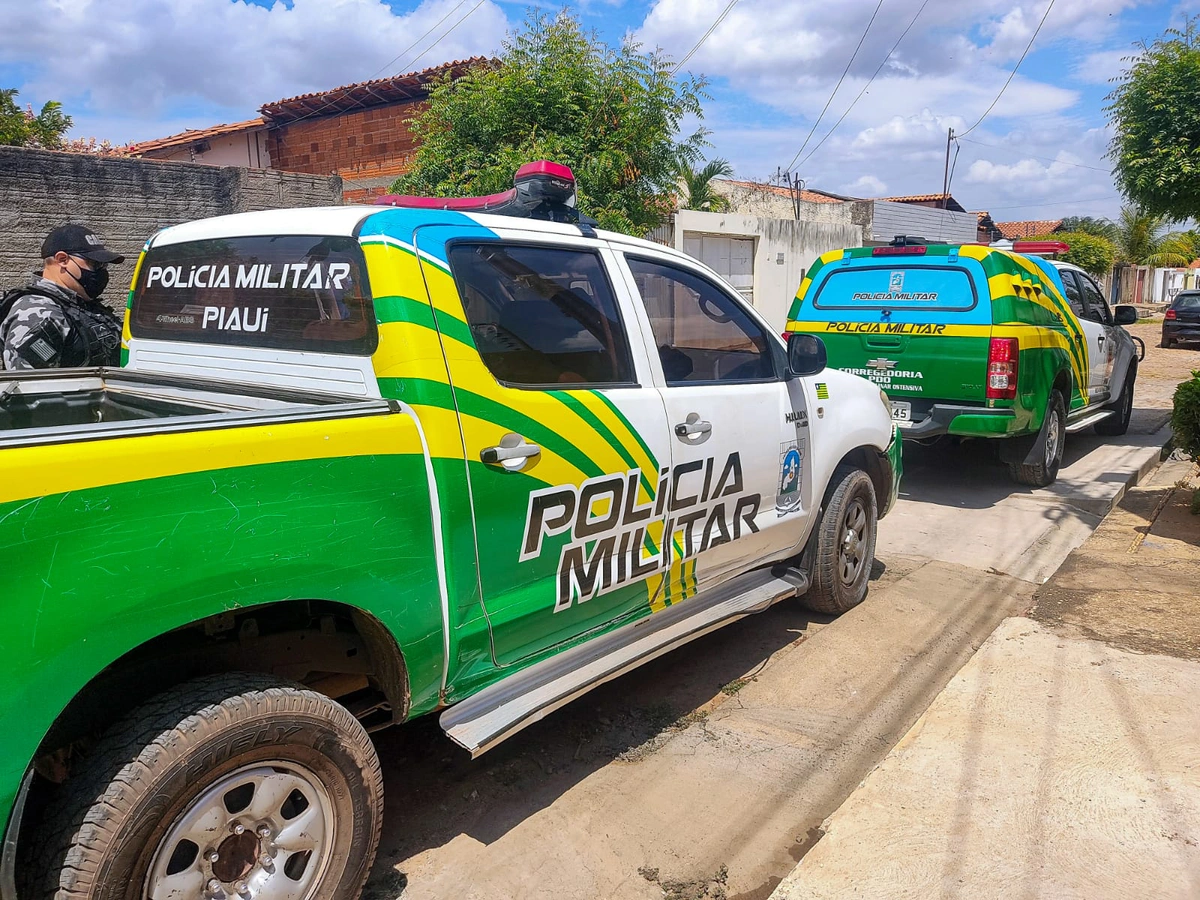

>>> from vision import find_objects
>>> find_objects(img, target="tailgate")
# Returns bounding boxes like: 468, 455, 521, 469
790, 252, 991, 408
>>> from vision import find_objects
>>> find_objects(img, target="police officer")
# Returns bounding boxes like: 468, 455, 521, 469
0, 224, 125, 370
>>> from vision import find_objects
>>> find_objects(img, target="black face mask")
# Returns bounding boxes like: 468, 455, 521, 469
71, 258, 109, 300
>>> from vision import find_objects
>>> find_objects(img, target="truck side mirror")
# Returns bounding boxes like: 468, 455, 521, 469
1114, 305, 1137, 325
787, 333, 827, 377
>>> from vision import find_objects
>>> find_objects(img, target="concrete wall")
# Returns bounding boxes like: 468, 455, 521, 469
0, 146, 342, 312
711, 180, 872, 227
869, 201, 977, 244
145, 129, 270, 169
671, 209, 866, 331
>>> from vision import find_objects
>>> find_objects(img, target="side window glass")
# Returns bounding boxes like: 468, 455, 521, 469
626, 256, 776, 385
448, 243, 636, 389
1080, 276, 1111, 324
1060, 271, 1086, 319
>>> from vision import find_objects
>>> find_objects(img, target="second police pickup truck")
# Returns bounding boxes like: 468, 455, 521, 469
0, 163, 900, 900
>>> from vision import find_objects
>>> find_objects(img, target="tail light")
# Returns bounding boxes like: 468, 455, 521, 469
987, 337, 1020, 400
1166, 309, 1177, 320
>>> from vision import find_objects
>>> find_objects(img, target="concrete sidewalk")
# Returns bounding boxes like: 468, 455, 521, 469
771, 455, 1200, 900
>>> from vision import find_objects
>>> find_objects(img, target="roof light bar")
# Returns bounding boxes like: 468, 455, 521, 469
873, 245, 928, 256
374, 160, 582, 224
1010, 240, 1071, 255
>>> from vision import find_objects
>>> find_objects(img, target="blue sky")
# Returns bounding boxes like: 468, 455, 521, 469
1, 0, 1194, 222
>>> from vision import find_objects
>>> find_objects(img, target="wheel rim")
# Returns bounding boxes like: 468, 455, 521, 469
144, 763, 335, 900
838, 497, 869, 585
1044, 406, 1062, 470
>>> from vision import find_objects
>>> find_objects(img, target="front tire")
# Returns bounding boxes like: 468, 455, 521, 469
802, 466, 878, 615
25, 673, 383, 900
1009, 391, 1066, 487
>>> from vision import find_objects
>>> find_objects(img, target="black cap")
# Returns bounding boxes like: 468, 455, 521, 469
41, 224, 125, 265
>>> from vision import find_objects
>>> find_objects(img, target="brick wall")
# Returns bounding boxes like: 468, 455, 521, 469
267, 100, 427, 190
0, 146, 342, 313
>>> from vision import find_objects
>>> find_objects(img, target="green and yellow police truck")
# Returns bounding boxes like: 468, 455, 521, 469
0, 164, 900, 900
786, 238, 1141, 487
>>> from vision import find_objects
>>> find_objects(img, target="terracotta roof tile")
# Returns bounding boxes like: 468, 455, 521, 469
132, 118, 265, 154
261, 57, 492, 123
994, 219, 1063, 239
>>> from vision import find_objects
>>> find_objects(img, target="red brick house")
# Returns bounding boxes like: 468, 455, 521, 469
134, 58, 488, 202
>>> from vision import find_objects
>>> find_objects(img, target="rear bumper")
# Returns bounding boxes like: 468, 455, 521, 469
1163, 322, 1200, 342
896, 404, 1016, 439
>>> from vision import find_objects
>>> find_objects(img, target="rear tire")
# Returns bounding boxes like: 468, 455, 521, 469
1095, 363, 1136, 436
802, 466, 878, 615
1009, 391, 1066, 487
1161, 336, 1175, 349
24, 673, 383, 900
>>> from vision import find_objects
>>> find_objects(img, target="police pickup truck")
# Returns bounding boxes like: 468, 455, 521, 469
0, 163, 899, 900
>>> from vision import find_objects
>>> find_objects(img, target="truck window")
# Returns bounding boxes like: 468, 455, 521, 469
810, 264, 978, 312
130, 236, 376, 354
1059, 270, 1087, 318
448, 243, 636, 388
625, 256, 775, 385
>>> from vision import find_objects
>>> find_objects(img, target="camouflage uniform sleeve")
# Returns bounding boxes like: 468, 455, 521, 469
0, 296, 72, 370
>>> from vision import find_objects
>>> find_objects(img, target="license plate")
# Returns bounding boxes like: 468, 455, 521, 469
890, 401, 911, 422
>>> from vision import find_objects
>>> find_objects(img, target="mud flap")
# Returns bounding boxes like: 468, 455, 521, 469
997, 415, 1050, 467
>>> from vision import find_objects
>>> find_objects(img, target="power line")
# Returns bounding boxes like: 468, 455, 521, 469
671, 0, 741, 74
958, 0, 1057, 138
796, 0, 930, 169
957, 136, 1111, 173
984, 194, 1121, 212
785, 0, 886, 172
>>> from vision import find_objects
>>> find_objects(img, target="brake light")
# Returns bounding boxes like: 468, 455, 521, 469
986, 337, 1020, 400
872, 246, 927, 256
1166, 309, 1177, 320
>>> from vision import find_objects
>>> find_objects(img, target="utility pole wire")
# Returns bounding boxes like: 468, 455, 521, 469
785, 0, 887, 172
795, 0, 930, 170
671, 0, 741, 74
958, 0, 1057, 138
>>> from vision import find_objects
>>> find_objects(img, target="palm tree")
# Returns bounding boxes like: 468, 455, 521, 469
1112, 205, 1170, 263
1148, 229, 1200, 267
675, 156, 734, 212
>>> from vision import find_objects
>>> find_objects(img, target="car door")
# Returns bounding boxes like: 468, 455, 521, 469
1076, 271, 1118, 398
415, 227, 673, 666
616, 251, 813, 598
1058, 269, 1106, 401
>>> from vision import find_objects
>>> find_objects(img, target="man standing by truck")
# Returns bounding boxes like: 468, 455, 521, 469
0, 224, 124, 370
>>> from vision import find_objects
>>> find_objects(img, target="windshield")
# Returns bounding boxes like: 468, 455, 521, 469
811, 264, 979, 312
130, 235, 376, 355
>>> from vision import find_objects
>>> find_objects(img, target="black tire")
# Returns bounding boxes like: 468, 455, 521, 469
1009, 391, 1066, 487
24, 673, 383, 900
1160, 336, 1174, 349
802, 466, 878, 615
1095, 362, 1136, 436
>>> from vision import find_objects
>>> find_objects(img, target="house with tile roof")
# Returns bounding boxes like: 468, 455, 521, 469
133, 58, 488, 202
993, 219, 1064, 240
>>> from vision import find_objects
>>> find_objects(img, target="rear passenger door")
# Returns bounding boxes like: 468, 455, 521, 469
617, 253, 813, 596
1060, 269, 1112, 401
415, 229, 673, 666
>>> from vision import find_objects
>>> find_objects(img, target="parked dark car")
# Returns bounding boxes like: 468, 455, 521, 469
1161, 291, 1200, 348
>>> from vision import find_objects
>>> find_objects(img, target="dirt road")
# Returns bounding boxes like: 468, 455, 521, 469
362, 326, 1191, 900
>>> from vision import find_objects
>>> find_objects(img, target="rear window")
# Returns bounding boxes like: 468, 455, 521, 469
130, 236, 376, 355
811, 264, 978, 312
1174, 293, 1200, 310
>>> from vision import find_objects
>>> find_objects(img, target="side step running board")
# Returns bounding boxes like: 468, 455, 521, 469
1066, 409, 1115, 433
440, 568, 806, 757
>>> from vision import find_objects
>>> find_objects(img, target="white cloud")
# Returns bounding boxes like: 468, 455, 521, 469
0, 0, 508, 128
1073, 48, 1134, 83
841, 174, 887, 195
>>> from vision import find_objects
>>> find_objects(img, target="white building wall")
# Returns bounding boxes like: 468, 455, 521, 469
869, 201, 977, 243
149, 130, 270, 168
672, 209, 866, 331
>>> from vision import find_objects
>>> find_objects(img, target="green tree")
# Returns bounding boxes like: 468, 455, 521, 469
675, 156, 733, 212
1058, 216, 1118, 241
1149, 229, 1200, 267
391, 11, 707, 234
1039, 231, 1116, 277
0, 88, 72, 148
1112, 205, 1169, 263
1107, 17, 1200, 220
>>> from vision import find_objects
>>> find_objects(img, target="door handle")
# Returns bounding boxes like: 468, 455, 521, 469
675, 419, 712, 437
481, 433, 541, 468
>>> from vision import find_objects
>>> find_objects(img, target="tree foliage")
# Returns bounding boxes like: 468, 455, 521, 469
1041, 231, 1116, 277
1149, 229, 1200, 267
1058, 216, 1118, 241
1172, 370, 1200, 464
0, 88, 72, 149
675, 156, 734, 212
1107, 17, 1200, 220
391, 11, 707, 234
1112, 205, 1170, 263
